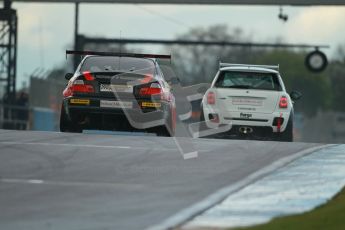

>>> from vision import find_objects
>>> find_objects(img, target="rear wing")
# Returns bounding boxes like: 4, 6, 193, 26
66, 50, 171, 59
219, 62, 279, 71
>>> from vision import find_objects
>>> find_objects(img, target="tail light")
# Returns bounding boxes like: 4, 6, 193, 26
207, 92, 216, 105
139, 82, 162, 96
63, 80, 95, 97
71, 84, 94, 93
82, 71, 95, 81
279, 96, 288, 108
140, 74, 154, 84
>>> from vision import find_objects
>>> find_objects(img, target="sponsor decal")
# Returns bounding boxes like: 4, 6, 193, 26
100, 100, 132, 109
240, 112, 253, 119
70, 99, 90, 105
113, 75, 133, 80
141, 102, 161, 108
232, 98, 263, 106
238, 107, 256, 111
100, 84, 133, 93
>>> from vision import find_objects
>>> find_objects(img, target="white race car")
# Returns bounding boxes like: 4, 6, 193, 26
201, 63, 302, 141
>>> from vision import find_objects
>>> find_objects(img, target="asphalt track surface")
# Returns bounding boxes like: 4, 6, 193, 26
0, 129, 322, 230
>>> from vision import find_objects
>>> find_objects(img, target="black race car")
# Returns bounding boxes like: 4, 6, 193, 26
60, 51, 176, 136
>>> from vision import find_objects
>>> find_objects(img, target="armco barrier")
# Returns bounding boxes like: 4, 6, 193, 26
32, 107, 57, 131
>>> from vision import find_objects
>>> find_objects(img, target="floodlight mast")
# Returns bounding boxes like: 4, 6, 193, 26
0, 0, 17, 102
4, 0, 11, 8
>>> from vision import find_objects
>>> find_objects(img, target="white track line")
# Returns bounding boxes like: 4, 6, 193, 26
0, 141, 187, 151
0, 178, 145, 189
0, 141, 213, 152
0, 141, 130, 149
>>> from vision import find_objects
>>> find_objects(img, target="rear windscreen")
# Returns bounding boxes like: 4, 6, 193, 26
81, 56, 155, 75
215, 71, 282, 91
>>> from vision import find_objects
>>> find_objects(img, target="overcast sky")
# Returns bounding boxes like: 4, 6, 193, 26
9, 3, 345, 87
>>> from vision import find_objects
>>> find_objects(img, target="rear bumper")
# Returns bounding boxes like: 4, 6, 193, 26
210, 125, 274, 139
203, 107, 291, 133
62, 96, 170, 130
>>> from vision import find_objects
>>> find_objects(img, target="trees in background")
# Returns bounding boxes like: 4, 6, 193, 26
328, 45, 345, 113
168, 25, 255, 85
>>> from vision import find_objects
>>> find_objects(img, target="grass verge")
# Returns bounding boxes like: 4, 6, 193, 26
235, 187, 345, 230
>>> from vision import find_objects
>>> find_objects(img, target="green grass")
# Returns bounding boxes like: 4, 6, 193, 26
235, 187, 345, 230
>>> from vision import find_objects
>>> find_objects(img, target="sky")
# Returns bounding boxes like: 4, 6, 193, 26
7, 3, 345, 88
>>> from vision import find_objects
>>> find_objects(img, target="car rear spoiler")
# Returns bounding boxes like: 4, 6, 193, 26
66, 50, 171, 59
219, 62, 279, 71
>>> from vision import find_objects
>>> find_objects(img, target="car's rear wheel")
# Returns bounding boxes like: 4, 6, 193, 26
199, 105, 205, 122
155, 106, 175, 137
60, 105, 82, 133
198, 106, 209, 138
155, 126, 170, 137
276, 115, 293, 142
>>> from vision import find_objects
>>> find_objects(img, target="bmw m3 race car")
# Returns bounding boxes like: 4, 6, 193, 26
201, 63, 302, 141
60, 51, 176, 136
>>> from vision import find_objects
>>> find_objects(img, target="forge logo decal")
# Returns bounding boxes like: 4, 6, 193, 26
240, 113, 252, 119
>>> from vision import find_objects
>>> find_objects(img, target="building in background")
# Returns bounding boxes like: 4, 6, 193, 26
29, 69, 66, 131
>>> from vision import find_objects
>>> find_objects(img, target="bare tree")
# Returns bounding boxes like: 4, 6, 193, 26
165, 25, 254, 85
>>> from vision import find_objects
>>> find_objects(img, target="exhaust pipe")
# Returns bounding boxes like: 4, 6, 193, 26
78, 115, 90, 125
239, 126, 253, 134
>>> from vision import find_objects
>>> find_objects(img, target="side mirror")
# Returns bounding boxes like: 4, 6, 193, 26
290, 90, 302, 101
197, 84, 211, 94
65, 73, 74, 80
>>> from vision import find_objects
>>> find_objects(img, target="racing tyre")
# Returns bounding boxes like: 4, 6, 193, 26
155, 107, 175, 137
155, 126, 171, 137
60, 105, 82, 133
199, 106, 205, 122
277, 115, 293, 142
198, 106, 206, 137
